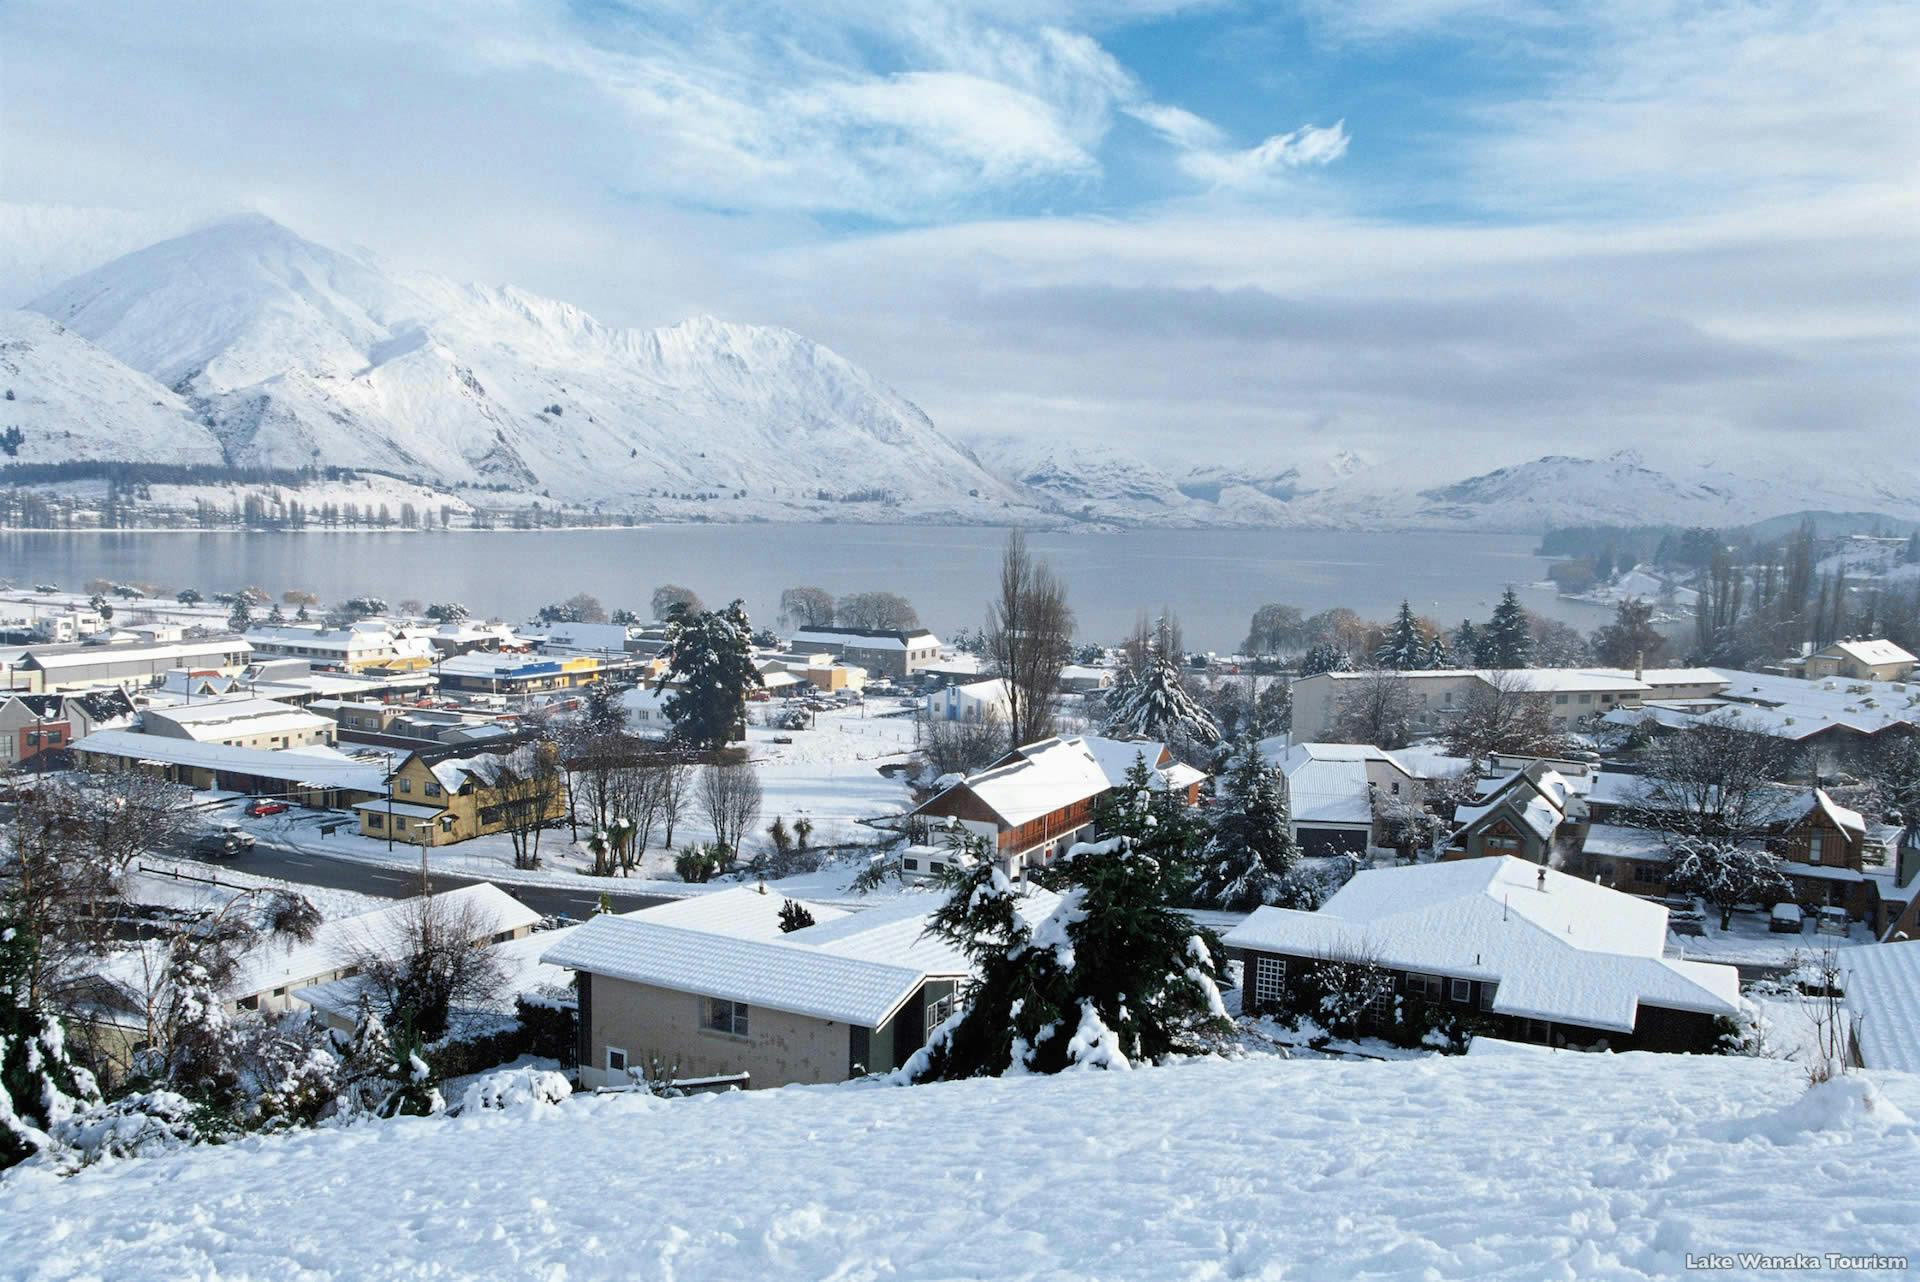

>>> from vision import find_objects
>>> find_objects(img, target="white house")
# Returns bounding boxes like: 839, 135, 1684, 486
926, 677, 1012, 724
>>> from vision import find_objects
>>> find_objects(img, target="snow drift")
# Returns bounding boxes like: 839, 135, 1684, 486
2, 1050, 1915, 1280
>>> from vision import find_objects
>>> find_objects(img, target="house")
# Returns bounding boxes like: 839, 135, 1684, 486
1579, 822, 1677, 897
70, 728, 391, 808
1260, 741, 1421, 855
1224, 858, 1743, 1053
139, 696, 338, 750
0, 693, 73, 766
1287, 667, 1719, 741
789, 627, 942, 680
245, 621, 438, 672
926, 677, 1012, 725
545, 885, 1055, 1090
1773, 788, 1875, 921
1605, 668, 1920, 769
1803, 639, 1917, 683
1841, 939, 1920, 1073
432, 650, 626, 701
1445, 761, 1586, 865
87, 883, 539, 1079
908, 735, 1205, 877
5, 635, 252, 693
354, 745, 567, 846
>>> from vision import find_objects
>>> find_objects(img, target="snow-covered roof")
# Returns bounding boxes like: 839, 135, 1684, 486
789, 887, 1060, 975
1224, 858, 1742, 1033
1281, 756, 1373, 827
21, 637, 251, 671
69, 728, 390, 791
351, 799, 446, 820
1826, 639, 1917, 667
142, 696, 334, 741
240, 883, 538, 1001
1787, 787, 1867, 838
1581, 823, 1672, 861
944, 736, 1114, 827
1844, 940, 1920, 1073
1580, 667, 1727, 689
542, 916, 928, 1028
790, 627, 940, 651
631, 885, 850, 941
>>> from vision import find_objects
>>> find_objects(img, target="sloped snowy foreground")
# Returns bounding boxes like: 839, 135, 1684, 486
4, 1052, 1918, 1281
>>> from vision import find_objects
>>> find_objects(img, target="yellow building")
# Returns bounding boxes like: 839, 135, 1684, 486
353, 746, 566, 846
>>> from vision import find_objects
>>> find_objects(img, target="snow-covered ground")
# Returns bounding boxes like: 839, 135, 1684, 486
198, 704, 919, 901
5, 1051, 1916, 1280
124, 855, 386, 922
1669, 911, 1876, 970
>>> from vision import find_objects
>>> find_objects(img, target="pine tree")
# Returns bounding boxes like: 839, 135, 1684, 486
1374, 600, 1424, 670
1482, 588, 1532, 669
1297, 642, 1352, 677
1104, 650, 1219, 745
904, 777, 1230, 1081
655, 600, 765, 750
1450, 620, 1482, 666
1, 916, 100, 1169
1191, 742, 1300, 911
777, 899, 815, 933
1422, 633, 1451, 669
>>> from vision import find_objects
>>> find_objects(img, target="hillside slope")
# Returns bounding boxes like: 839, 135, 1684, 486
0, 310, 223, 465
27, 216, 1031, 519
3, 1051, 1914, 1281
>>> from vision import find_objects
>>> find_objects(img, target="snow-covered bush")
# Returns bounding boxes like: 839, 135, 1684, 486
454, 1066, 571, 1116
44, 1091, 201, 1171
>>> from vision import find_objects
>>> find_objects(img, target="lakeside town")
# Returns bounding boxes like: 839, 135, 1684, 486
5, 519, 1919, 1176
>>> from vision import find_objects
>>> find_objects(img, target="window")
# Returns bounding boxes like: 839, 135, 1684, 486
928, 992, 956, 1027
367, 813, 384, 829
704, 997, 749, 1036
606, 1046, 628, 1076
1478, 983, 1496, 1011
399, 778, 412, 794
1554, 694, 1568, 705
1404, 972, 1429, 997
1577, 693, 1592, 705
1253, 956, 1287, 1009
1632, 863, 1661, 886
1808, 833, 1824, 864
1390, 781, 1401, 796
903, 858, 919, 871
1450, 978, 1471, 1004
425, 783, 442, 798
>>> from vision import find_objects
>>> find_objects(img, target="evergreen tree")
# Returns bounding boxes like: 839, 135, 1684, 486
1450, 620, 1482, 666
1422, 633, 1451, 669
1, 915, 100, 1169
1374, 600, 1424, 670
777, 899, 816, 933
654, 600, 765, 750
905, 778, 1230, 1081
1296, 642, 1351, 678
1482, 588, 1532, 669
1104, 650, 1220, 745
1191, 742, 1300, 911
227, 597, 252, 633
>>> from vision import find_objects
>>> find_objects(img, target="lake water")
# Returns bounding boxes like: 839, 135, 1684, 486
0, 525, 1613, 652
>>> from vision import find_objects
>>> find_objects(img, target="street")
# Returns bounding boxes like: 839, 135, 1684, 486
210, 838, 679, 921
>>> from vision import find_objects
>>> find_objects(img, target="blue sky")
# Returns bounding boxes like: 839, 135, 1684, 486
1, 0, 1915, 476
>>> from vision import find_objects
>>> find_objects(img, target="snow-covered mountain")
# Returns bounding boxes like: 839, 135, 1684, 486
25, 215, 1030, 518
0, 310, 223, 465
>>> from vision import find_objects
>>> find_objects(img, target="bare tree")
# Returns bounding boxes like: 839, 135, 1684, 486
985, 530, 1075, 751
1624, 714, 1800, 841
700, 760, 763, 855
778, 586, 836, 630
483, 744, 564, 870
835, 591, 920, 630
913, 703, 1007, 780
1444, 671, 1561, 760
1329, 670, 1415, 749
343, 893, 507, 1042
651, 584, 703, 620
658, 755, 695, 849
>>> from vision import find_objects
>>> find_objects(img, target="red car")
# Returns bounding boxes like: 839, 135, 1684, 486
246, 799, 290, 817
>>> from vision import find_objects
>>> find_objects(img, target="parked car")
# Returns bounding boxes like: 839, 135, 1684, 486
1769, 902, 1805, 933
246, 799, 290, 817
1814, 905, 1850, 937
193, 830, 256, 858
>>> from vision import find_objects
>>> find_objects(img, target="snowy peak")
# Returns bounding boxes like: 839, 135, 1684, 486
24, 216, 1027, 516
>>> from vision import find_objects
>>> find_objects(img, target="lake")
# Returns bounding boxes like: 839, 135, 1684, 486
0, 525, 1614, 652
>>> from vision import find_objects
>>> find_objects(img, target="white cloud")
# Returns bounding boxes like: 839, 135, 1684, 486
1176, 121, 1350, 189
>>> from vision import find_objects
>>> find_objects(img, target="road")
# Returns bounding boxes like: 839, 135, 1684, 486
208, 839, 679, 921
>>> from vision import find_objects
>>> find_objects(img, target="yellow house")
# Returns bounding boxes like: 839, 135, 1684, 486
353, 746, 565, 846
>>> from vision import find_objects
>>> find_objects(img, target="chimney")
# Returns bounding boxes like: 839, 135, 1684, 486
1536, 867, 1547, 892
1633, 648, 1644, 682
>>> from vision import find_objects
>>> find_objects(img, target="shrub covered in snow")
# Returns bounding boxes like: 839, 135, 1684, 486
454, 1066, 571, 1117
